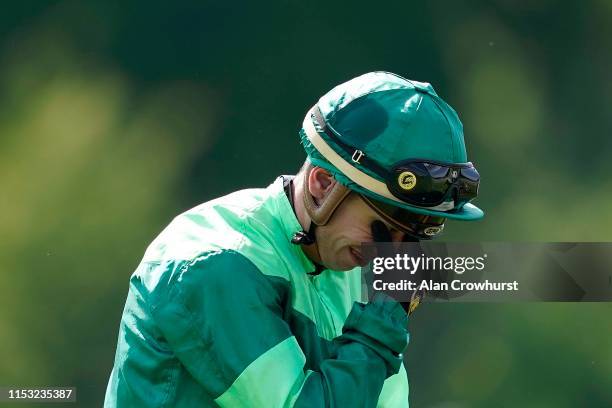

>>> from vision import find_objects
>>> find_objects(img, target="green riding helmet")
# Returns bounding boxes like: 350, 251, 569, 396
299, 71, 484, 225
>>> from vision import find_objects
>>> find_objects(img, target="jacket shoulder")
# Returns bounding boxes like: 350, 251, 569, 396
136, 249, 290, 312
143, 187, 270, 262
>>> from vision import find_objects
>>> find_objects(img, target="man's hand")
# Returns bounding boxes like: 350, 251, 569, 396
370, 220, 426, 315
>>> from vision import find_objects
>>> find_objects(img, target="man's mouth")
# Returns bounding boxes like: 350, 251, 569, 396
349, 247, 368, 267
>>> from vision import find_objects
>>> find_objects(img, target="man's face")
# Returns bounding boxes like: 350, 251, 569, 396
314, 193, 404, 271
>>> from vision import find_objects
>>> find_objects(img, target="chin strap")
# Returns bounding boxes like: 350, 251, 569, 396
291, 229, 316, 245
291, 163, 350, 246
302, 164, 351, 226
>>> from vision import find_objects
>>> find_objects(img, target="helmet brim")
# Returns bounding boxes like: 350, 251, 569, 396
354, 183, 484, 220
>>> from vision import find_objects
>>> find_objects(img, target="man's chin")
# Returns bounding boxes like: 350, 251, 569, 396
328, 250, 366, 271
349, 247, 369, 268
319, 249, 367, 271
320, 259, 354, 272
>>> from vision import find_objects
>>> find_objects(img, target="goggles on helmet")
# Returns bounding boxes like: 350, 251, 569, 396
387, 160, 480, 210
359, 194, 446, 240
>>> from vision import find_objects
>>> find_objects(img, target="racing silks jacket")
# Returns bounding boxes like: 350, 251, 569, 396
104, 176, 410, 407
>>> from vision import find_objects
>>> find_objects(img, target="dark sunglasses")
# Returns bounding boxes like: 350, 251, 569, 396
360, 194, 446, 240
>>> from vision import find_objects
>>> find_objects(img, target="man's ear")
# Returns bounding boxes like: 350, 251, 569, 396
307, 166, 336, 202
302, 164, 351, 226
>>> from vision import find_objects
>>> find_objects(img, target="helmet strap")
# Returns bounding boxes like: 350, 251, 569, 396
301, 163, 351, 226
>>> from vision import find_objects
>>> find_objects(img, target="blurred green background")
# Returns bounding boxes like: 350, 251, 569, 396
1, 1, 611, 407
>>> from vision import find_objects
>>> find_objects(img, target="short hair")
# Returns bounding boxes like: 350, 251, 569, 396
297, 158, 311, 175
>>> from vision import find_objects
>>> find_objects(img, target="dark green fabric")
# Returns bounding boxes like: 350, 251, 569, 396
149, 250, 294, 399
285, 307, 337, 371
338, 293, 409, 378
293, 292, 410, 407
294, 342, 388, 408
342, 293, 409, 355
106, 260, 218, 407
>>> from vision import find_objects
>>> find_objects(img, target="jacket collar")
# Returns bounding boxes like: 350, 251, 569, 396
271, 176, 318, 275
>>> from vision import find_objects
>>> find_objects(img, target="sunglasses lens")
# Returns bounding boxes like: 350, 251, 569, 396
361, 195, 445, 234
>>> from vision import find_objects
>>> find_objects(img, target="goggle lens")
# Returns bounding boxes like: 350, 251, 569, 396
387, 160, 480, 210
